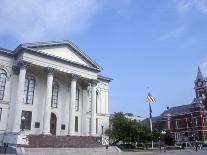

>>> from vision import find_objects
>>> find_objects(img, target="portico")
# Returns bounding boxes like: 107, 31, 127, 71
0, 41, 112, 141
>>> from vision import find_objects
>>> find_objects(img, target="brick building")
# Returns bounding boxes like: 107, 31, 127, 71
147, 67, 207, 144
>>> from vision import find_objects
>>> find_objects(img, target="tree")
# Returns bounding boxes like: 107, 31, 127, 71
105, 112, 152, 145
152, 129, 161, 141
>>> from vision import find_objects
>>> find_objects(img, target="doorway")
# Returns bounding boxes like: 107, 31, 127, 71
50, 113, 57, 135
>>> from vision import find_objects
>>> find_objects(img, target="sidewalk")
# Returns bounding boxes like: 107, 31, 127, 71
110, 149, 207, 155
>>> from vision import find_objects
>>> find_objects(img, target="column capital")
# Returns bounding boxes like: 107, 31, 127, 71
17, 61, 31, 69
45, 67, 56, 75
71, 74, 80, 81
91, 79, 99, 87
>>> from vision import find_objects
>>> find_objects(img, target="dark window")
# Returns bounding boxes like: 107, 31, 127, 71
61, 124, 65, 130
75, 88, 80, 111
96, 118, 98, 133
20, 111, 32, 130
89, 118, 91, 133
0, 69, 7, 100
24, 76, 35, 104
0, 107, 2, 121
75, 116, 78, 132
51, 82, 58, 108
34, 122, 40, 128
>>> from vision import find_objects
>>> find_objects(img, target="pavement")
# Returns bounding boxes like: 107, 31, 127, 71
110, 149, 207, 155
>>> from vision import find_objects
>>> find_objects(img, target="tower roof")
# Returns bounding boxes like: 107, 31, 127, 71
196, 66, 204, 81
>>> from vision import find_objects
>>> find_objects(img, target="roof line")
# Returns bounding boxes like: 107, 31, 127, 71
21, 46, 101, 72
98, 75, 113, 82
20, 40, 103, 71
0, 48, 14, 56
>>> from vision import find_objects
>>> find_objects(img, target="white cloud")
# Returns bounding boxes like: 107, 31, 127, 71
175, 0, 207, 14
0, 0, 102, 42
159, 27, 185, 41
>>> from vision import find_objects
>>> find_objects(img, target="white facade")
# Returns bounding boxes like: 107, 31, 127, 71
0, 41, 112, 141
125, 115, 145, 122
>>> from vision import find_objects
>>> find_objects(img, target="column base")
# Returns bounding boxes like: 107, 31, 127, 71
69, 132, 76, 136
90, 133, 97, 137
42, 131, 51, 135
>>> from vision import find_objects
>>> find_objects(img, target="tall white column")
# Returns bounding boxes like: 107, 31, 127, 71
12, 61, 29, 132
81, 85, 88, 136
42, 67, 54, 134
69, 74, 79, 135
91, 80, 97, 136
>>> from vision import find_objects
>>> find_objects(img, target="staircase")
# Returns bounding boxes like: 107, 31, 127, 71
22, 135, 102, 148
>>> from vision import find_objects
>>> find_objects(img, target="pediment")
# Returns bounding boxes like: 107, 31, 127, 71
38, 46, 90, 66
19, 41, 102, 71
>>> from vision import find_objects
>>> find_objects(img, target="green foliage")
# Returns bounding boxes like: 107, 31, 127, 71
105, 112, 154, 145
152, 129, 161, 141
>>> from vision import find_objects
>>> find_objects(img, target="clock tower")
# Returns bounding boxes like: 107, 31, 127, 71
194, 66, 207, 109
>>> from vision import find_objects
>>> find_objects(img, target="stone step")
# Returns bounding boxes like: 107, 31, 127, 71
22, 135, 102, 148
23, 147, 119, 155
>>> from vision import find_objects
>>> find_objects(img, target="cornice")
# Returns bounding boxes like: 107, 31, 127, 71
0, 48, 14, 57
20, 46, 101, 73
98, 75, 113, 83
20, 40, 103, 70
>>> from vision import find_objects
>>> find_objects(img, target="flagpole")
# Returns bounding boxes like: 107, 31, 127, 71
149, 103, 153, 149
147, 89, 155, 150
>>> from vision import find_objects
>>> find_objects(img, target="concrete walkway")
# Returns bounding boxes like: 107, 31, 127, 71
110, 149, 207, 155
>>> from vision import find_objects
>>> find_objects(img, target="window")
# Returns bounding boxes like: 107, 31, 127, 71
24, 76, 35, 104
0, 69, 7, 100
34, 122, 40, 128
61, 124, 66, 130
75, 88, 80, 111
89, 118, 91, 133
20, 111, 32, 130
0, 107, 2, 121
75, 116, 78, 132
175, 119, 179, 129
51, 82, 59, 108
195, 118, 198, 127
185, 118, 189, 128
96, 118, 98, 134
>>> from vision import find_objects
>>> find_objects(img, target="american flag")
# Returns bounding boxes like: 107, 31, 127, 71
147, 92, 155, 104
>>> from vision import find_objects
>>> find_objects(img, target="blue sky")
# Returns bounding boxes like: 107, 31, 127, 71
1, 0, 207, 117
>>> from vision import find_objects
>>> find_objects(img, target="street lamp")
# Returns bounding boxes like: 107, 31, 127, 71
21, 116, 26, 131
101, 124, 104, 135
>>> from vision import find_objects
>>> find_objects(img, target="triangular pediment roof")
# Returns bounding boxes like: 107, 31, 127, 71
15, 40, 102, 72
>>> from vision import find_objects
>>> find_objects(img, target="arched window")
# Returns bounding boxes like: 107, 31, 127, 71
51, 82, 59, 108
0, 69, 7, 100
24, 75, 35, 104
75, 88, 80, 111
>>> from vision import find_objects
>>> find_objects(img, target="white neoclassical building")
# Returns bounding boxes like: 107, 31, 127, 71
0, 41, 112, 144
